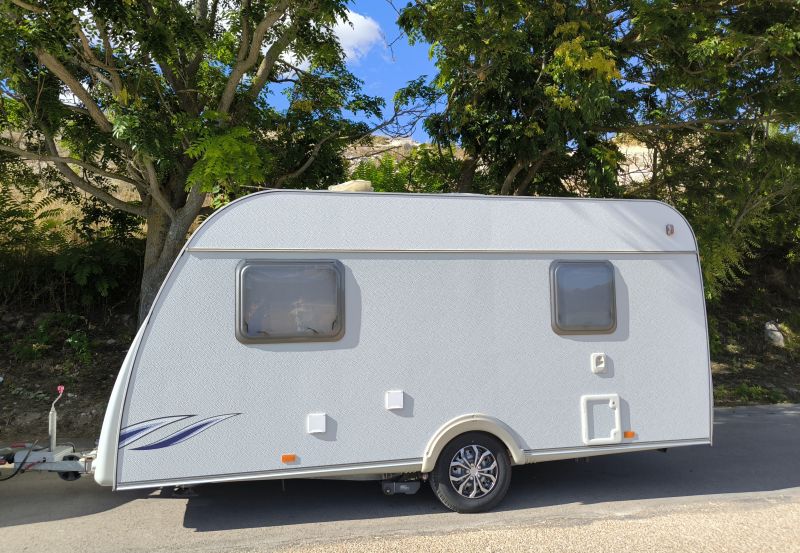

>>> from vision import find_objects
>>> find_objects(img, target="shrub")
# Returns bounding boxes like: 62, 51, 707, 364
0, 181, 143, 317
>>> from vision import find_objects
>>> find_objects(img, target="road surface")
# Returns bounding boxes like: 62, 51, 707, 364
2, 405, 799, 552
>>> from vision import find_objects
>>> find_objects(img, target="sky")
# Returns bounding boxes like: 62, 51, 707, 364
314, 2, 438, 142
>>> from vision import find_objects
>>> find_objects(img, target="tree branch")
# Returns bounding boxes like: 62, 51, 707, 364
96, 18, 123, 93
176, 184, 207, 229
0, 143, 146, 189
247, 23, 298, 101
36, 134, 147, 217
8, 0, 43, 13
35, 49, 113, 133
500, 158, 528, 195
274, 132, 340, 187
514, 149, 553, 196
195, 0, 208, 20
274, 103, 427, 187
79, 60, 116, 91
345, 142, 410, 161
457, 155, 479, 193
602, 115, 788, 135
142, 156, 178, 221
218, 0, 292, 113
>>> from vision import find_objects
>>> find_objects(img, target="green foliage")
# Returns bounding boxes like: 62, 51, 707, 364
635, 126, 800, 300
621, 2, 800, 298
350, 145, 464, 193
351, 155, 408, 192
0, 177, 143, 315
9, 386, 49, 402
716, 383, 786, 404
777, 321, 800, 358
186, 126, 265, 192
54, 238, 143, 307
399, 0, 626, 196
10, 313, 91, 366
65, 330, 91, 366
0, 175, 66, 255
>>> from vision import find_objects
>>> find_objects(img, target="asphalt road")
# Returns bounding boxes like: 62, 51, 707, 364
2, 405, 799, 552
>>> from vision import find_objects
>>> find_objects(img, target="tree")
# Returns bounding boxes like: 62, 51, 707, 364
0, 0, 428, 322
399, 0, 626, 196
398, 0, 800, 297
618, 0, 800, 297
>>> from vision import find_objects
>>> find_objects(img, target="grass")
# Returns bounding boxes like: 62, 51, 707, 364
714, 383, 787, 404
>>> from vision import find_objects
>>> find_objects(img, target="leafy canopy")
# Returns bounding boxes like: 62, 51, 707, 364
398, 0, 800, 298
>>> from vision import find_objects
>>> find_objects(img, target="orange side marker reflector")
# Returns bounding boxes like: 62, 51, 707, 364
623, 431, 636, 439
281, 454, 297, 464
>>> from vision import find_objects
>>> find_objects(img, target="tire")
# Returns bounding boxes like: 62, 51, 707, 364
57, 454, 81, 482
429, 432, 511, 513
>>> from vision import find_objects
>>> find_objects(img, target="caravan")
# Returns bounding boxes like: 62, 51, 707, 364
93, 191, 712, 512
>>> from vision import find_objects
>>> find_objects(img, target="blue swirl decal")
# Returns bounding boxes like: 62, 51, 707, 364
130, 413, 240, 451
118, 415, 192, 448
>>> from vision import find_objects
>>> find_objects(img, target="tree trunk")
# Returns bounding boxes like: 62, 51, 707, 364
513, 150, 552, 196
500, 158, 528, 195
139, 209, 167, 323
137, 186, 207, 324
457, 156, 479, 192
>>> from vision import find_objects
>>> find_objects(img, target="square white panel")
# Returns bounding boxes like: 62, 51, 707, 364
385, 390, 404, 410
306, 413, 327, 434
591, 352, 607, 374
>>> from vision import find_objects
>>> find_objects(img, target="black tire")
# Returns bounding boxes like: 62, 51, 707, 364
429, 432, 511, 513
57, 454, 81, 482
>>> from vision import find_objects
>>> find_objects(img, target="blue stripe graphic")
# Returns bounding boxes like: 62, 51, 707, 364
118, 415, 192, 448
131, 413, 240, 451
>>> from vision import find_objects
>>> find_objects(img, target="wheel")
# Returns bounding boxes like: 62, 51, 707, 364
57, 454, 81, 482
429, 432, 511, 513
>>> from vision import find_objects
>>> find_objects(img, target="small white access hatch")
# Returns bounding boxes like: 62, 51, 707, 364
581, 394, 622, 446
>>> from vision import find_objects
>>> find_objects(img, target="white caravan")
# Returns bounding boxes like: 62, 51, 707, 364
93, 190, 712, 512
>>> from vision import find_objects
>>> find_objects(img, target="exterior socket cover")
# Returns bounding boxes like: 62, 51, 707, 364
385, 390, 404, 410
306, 413, 327, 434
591, 353, 607, 374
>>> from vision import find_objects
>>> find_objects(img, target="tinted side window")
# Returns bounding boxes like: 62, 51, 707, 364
237, 261, 344, 343
551, 261, 616, 334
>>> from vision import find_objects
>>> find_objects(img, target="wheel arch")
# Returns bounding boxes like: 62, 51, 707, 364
421, 414, 527, 473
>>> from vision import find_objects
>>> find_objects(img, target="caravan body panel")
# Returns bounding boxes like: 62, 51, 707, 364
95, 192, 711, 489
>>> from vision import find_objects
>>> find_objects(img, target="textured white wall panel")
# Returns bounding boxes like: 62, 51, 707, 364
117, 248, 711, 485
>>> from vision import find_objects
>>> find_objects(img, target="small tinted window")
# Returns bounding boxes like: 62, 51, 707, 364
551, 261, 616, 334
237, 261, 344, 343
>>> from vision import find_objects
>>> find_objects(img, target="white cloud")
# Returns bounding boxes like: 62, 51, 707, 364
334, 11, 383, 63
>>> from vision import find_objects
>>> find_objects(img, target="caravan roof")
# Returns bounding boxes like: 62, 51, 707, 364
188, 191, 697, 254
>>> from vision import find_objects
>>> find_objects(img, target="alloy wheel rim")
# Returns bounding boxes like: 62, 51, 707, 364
448, 444, 498, 499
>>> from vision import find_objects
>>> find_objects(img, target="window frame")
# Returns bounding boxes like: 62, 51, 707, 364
549, 260, 617, 335
235, 259, 346, 344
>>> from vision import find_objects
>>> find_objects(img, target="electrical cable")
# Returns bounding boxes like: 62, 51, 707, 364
0, 440, 39, 482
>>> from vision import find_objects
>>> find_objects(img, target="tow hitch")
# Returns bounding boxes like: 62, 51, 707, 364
1, 385, 96, 482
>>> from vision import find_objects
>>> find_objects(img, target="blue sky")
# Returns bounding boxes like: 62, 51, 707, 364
340, 2, 438, 142
267, 3, 437, 142
262, 4, 437, 141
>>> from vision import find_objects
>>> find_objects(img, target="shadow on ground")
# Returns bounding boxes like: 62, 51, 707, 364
182, 405, 800, 531
2, 405, 797, 530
